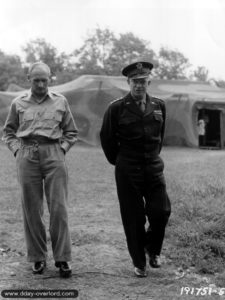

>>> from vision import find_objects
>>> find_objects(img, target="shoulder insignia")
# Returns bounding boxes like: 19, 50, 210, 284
48, 91, 66, 102
20, 93, 29, 98
14, 93, 29, 102
154, 97, 165, 104
49, 91, 63, 97
110, 97, 123, 105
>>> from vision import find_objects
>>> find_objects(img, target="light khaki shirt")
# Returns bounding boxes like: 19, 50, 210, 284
2, 90, 78, 155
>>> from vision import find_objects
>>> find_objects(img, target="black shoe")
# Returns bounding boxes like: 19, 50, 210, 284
149, 255, 161, 268
134, 266, 147, 278
32, 261, 46, 274
55, 261, 72, 278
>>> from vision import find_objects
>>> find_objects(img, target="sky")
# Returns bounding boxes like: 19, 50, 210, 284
0, 0, 225, 80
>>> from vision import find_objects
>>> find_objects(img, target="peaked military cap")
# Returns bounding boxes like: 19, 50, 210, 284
122, 61, 153, 79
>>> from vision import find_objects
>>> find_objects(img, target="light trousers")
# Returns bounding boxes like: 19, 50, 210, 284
16, 141, 72, 262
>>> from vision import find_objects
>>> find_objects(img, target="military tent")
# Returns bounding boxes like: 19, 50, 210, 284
1, 75, 225, 148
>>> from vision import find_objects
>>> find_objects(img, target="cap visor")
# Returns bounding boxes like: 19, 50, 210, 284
130, 74, 150, 79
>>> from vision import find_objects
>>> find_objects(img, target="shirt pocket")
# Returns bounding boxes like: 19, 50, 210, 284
19, 112, 35, 131
153, 113, 163, 123
42, 112, 63, 129
151, 113, 163, 137
22, 112, 34, 122
44, 112, 62, 121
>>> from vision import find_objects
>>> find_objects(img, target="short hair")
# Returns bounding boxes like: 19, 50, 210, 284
28, 62, 51, 76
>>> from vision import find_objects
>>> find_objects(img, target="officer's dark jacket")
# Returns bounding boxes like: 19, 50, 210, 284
100, 92, 166, 165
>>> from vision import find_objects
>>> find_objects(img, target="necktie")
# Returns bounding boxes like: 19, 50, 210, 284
138, 101, 145, 112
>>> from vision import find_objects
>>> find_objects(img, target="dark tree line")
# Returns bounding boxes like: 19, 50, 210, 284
0, 27, 223, 91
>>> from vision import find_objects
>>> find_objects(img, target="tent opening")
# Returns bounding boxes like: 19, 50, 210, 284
198, 109, 221, 149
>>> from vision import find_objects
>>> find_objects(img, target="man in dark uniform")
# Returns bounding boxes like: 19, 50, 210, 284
100, 61, 171, 277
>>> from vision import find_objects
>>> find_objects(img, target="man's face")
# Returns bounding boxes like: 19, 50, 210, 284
128, 77, 150, 100
29, 67, 51, 97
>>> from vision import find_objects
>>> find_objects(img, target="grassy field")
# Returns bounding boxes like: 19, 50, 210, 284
1, 144, 225, 299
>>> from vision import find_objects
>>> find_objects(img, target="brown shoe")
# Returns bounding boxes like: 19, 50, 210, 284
55, 261, 72, 278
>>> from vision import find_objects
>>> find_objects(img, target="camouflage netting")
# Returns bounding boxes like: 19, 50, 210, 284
1, 75, 225, 147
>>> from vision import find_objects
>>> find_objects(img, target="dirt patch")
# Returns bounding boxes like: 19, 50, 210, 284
0, 252, 219, 300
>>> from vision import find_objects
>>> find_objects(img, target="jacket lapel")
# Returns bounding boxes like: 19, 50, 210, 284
144, 95, 155, 116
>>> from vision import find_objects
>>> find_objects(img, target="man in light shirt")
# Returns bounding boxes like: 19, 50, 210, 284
2, 62, 78, 278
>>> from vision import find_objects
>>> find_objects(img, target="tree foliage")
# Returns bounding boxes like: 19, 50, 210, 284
0, 50, 26, 91
192, 66, 209, 82
155, 47, 191, 80
0, 28, 223, 91
105, 32, 157, 75
22, 38, 70, 75
214, 80, 225, 88
74, 28, 157, 76
74, 28, 115, 75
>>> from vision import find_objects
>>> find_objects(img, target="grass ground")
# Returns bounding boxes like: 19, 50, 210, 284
1, 144, 225, 299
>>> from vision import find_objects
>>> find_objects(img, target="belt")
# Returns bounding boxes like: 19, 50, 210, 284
21, 136, 59, 145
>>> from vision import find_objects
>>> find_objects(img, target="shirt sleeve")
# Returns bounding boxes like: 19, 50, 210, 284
2, 101, 21, 155
60, 98, 78, 153
100, 103, 119, 165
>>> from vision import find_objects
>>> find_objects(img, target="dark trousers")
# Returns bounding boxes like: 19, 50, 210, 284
199, 135, 206, 147
115, 156, 171, 269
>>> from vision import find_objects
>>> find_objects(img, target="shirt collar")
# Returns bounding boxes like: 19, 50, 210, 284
130, 92, 147, 104
26, 89, 54, 102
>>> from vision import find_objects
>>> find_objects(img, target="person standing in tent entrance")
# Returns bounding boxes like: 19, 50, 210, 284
100, 61, 171, 278
198, 119, 206, 147
2, 62, 78, 278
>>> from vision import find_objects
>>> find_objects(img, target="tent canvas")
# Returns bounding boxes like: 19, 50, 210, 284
1, 75, 225, 148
